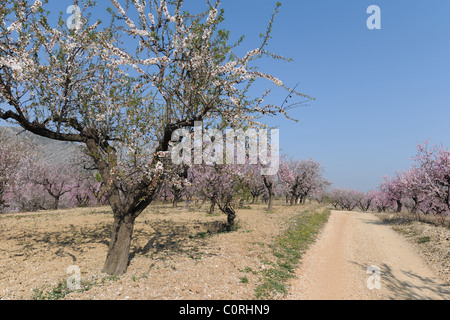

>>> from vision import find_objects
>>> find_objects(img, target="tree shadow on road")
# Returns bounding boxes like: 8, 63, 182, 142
381, 263, 450, 300
351, 261, 450, 300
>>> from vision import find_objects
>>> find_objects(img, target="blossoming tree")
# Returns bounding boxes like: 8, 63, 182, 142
411, 142, 450, 224
26, 160, 79, 210
379, 174, 406, 213
0, 0, 310, 275
279, 157, 328, 206
0, 130, 23, 211
190, 163, 250, 229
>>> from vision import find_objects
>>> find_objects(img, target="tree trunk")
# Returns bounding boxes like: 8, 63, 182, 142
52, 196, 60, 210
225, 206, 236, 230
102, 214, 136, 276
396, 200, 403, 213
262, 176, 274, 211
301, 196, 306, 205
266, 194, 273, 211
209, 200, 215, 215
290, 195, 295, 206
411, 196, 420, 219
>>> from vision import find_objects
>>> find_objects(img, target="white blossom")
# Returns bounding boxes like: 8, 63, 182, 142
7, 21, 21, 32
30, 0, 42, 13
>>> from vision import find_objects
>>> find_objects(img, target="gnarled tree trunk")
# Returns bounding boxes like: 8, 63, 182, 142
209, 199, 216, 215
396, 200, 403, 213
51, 195, 60, 211
263, 176, 274, 211
103, 213, 136, 276
224, 205, 236, 230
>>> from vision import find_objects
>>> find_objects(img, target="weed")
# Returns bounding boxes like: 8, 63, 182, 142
418, 236, 431, 244
32, 281, 80, 300
189, 253, 203, 260
240, 267, 258, 275
240, 276, 249, 284
32, 274, 122, 300
189, 232, 209, 239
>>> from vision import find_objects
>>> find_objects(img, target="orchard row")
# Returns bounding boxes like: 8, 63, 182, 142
323, 142, 450, 225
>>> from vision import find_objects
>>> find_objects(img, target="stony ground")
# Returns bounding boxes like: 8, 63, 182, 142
1, 204, 448, 300
0, 202, 318, 300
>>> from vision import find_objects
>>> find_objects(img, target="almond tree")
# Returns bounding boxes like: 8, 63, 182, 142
0, 1, 309, 275
159, 164, 191, 208
241, 162, 266, 205
190, 163, 251, 229
327, 189, 360, 211
379, 174, 405, 213
356, 190, 377, 212
246, 161, 277, 210
70, 173, 108, 208
262, 175, 276, 210
398, 167, 428, 219
370, 190, 395, 213
279, 157, 328, 205
0, 130, 23, 211
413, 142, 450, 224
26, 160, 79, 210
4, 141, 51, 212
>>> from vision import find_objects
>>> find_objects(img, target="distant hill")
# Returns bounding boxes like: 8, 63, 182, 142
0, 126, 85, 165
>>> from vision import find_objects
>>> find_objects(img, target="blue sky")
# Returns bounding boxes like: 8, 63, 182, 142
3, 0, 450, 192
216, 0, 450, 191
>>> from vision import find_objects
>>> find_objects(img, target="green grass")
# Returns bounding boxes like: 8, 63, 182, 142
418, 236, 431, 244
32, 282, 74, 300
189, 231, 209, 239
32, 274, 121, 300
255, 208, 330, 300
240, 276, 249, 284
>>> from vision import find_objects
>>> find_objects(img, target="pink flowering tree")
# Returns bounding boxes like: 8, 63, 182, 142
369, 190, 395, 212
374, 142, 450, 224
244, 160, 278, 211
74, 173, 109, 207
162, 164, 191, 208
190, 163, 251, 229
0, 130, 24, 212
279, 157, 328, 206
327, 189, 360, 211
25, 160, 79, 210
68, 179, 105, 208
379, 174, 406, 213
4, 143, 52, 212
0, 1, 309, 275
412, 142, 450, 224
397, 167, 429, 219
244, 163, 267, 205
356, 190, 378, 212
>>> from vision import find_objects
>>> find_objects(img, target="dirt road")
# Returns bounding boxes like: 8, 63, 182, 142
286, 210, 450, 300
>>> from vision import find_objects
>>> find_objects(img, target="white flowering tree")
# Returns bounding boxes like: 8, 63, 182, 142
0, 0, 310, 275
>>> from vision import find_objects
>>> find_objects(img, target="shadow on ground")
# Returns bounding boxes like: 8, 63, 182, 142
3, 213, 233, 267
350, 261, 450, 300
129, 219, 231, 261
